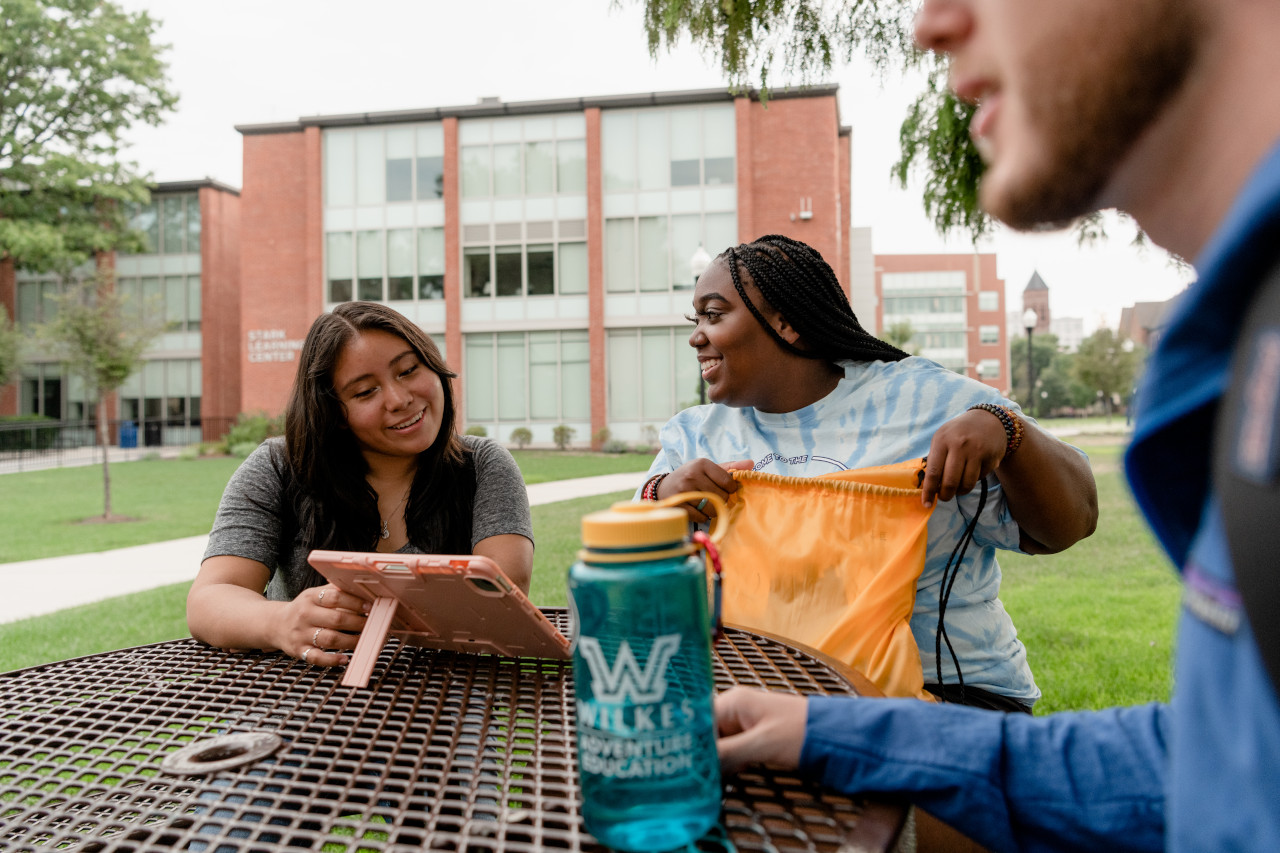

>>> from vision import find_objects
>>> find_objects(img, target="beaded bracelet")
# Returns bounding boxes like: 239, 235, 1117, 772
641, 472, 669, 501
969, 403, 1025, 457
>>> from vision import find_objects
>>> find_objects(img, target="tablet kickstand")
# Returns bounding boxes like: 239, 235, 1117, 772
342, 596, 398, 688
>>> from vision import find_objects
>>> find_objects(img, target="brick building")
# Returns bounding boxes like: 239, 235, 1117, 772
873, 253, 1011, 391
0, 180, 241, 444
230, 86, 853, 445
0, 86, 872, 446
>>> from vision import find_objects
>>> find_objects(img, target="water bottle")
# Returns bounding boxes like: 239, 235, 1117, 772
569, 492, 727, 852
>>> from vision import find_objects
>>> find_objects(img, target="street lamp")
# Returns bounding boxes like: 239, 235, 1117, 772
691, 244, 712, 404
1021, 308, 1038, 417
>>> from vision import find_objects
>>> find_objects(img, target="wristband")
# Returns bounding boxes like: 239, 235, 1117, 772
641, 472, 669, 501
969, 403, 1024, 457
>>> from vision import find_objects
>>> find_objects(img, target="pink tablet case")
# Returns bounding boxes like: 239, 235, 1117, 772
306, 550, 571, 687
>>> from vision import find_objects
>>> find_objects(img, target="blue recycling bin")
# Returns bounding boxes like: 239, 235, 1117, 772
119, 420, 138, 448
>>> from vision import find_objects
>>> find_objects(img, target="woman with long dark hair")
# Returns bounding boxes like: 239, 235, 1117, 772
188, 302, 532, 668
642, 235, 1097, 711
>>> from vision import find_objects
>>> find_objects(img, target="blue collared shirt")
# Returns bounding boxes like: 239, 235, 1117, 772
796, 140, 1280, 852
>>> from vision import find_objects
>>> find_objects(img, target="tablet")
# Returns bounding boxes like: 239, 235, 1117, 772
306, 550, 571, 688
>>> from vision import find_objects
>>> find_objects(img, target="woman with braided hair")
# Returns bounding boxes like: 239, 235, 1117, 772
640, 234, 1097, 710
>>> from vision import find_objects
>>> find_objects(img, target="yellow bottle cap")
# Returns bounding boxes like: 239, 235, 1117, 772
581, 501, 688, 550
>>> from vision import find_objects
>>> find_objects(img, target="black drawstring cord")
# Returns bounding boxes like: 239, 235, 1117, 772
935, 477, 989, 707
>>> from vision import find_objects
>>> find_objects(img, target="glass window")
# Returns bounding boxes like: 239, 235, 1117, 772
325, 130, 355, 207
417, 227, 444, 300
187, 275, 201, 331
525, 141, 554, 195
529, 332, 558, 420
704, 212, 737, 259
17, 282, 39, 325
135, 201, 159, 252
355, 129, 384, 206
561, 331, 590, 419
357, 230, 383, 301
417, 155, 444, 199
607, 332, 639, 420
669, 110, 701, 187
460, 146, 489, 198
527, 244, 554, 296
638, 216, 668, 292
164, 276, 185, 331
637, 111, 668, 191
556, 139, 586, 193
327, 232, 354, 303
385, 128, 413, 203
186, 194, 201, 254
142, 277, 161, 325
465, 336, 495, 421
703, 106, 736, 185
496, 333, 526, 420
602, 112, 636, 192
161, 197, 184, 254
978, 291, 1000, 312
492, 144, 521, 196
416, 123, 445, 199
979, 358, 1002, 380
980, 325, 1000, 345
641, 328, 674, 419
387, 229, 415, 300
605, 219, 634, 292
559, 242, 588, 295
495, 246, 522, 297
464, 247, 492, 297
670, 214, 701, 290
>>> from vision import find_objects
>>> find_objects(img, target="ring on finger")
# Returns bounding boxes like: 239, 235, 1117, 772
312, 627, 323, 647
695, 498, 709, 512
302, 647, 313, 664
317, 589, 327, 605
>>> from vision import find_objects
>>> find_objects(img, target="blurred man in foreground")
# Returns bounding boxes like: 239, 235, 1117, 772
715, 1, 1280, 850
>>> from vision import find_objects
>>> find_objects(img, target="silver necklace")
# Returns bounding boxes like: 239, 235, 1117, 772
380, 488, 411, 540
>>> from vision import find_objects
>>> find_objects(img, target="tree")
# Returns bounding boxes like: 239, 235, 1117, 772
40, 273, 162, 520
882, 319, 916, 353
0, 0, 178, 274
0, 305, 21, 388
1008, 331, 1060, 416
631, 0, 1112, 241
1074, 328, 1143, 420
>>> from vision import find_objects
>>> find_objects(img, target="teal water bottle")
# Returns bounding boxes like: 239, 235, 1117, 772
569, 492, 726, 852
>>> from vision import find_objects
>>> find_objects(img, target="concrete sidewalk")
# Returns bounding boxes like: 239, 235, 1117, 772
0, 471, 646, 626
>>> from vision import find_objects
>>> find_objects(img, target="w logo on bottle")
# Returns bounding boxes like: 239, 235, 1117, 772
577, 635, 682, 703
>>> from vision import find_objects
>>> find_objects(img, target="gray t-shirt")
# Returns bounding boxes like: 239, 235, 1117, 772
203, 434, 533, 601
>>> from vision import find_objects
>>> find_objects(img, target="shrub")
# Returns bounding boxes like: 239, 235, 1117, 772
593, 427, 611, 447
552, 424, 575, 450
464, 425, 488, 437
601, 439, 630, 454
218, 411, 283, 454
509, 427, 533, 449
636, 424, 660, 453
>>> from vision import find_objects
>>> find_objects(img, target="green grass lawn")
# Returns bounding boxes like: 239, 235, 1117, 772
0, 449, 654, 563
0, 439, 1179, 717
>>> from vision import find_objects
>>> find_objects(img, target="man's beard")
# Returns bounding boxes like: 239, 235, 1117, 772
985, 0, 1202, 231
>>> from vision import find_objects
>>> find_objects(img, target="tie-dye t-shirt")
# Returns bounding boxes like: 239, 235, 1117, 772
644, 357, 1056, 702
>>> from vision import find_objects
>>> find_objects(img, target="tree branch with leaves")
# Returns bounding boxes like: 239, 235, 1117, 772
0, 0, 177, 275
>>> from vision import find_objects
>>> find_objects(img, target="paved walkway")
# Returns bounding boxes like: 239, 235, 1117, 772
0, 471, 646, 626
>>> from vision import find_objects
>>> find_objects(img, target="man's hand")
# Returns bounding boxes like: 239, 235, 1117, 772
715, 687, 809, 775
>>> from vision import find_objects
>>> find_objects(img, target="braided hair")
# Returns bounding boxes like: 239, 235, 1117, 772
720, 234, 909, 363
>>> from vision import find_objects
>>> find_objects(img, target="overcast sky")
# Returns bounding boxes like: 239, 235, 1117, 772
117, 0, 1194, 331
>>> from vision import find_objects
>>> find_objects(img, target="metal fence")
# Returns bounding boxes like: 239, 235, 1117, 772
0, 417, 236, 475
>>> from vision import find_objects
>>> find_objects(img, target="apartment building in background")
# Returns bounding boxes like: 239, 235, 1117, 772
873, 253, 1011, 391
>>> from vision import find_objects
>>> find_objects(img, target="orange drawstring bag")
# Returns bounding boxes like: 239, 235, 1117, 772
718, 458, 936, 700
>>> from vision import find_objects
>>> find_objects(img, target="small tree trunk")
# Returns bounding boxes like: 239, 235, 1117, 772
98, 395, 112, 518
